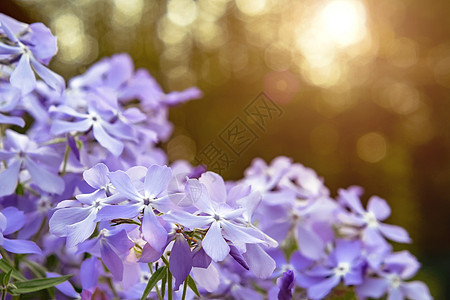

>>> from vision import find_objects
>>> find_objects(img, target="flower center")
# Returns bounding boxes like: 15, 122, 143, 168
334, 262, 350, 276
389, 274, 402, 289
363, 211, 378, 228
37, 197, 53, 213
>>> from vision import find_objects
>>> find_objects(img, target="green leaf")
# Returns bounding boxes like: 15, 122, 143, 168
76, 138, 83, 149
3, 269, 12, 286
0, 259, 26, 281
161, 269, 167, 298
23, 260, 56, 298
10, 274, 72, 294
187, 275, 200, 297
140, 266, 167, 300
41, 137, 67, 146
15, 183, 24, 196
23, 260, 47, 278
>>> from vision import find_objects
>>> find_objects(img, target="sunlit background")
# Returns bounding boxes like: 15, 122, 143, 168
2, 0, 449, 297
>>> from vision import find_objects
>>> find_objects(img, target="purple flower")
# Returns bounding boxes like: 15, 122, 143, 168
338, 188, 411, 245
77, 228, 134, 281
277, 270, 295, 300
169, 234, 193, 290
357, 251, 432, 300
99, 165, 179, 252
0, 207, 41, 255
0, 14, 64, 95
164, 173, 267, 263
306, 240, 364, 299
0, 83, 24, 127
50, 101, 133, 157
49, 163, 114, 247
242, 156, 295, 206
0, 129, 64, 196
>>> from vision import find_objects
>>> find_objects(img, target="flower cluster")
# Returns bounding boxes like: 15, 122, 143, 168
0, 13, 431, 300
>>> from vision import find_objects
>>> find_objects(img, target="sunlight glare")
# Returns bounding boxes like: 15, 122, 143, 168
318, 0, 367, 47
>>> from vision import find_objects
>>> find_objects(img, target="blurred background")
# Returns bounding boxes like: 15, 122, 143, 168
1, 0, 449, 297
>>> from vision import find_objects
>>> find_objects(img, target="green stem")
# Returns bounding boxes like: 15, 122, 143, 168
1, 288, 6, 300
161, 256, 173, 300
0, 248, 13, 265
32, 217, 47, 242
101, 263, 118, 298
105, 276, 118, 299
167, 270, 173, 300
14, 254, 22, 270
181, 279, 188, 300
148, 263, 163, 300
61, 144, 70, 175
161, 256, 169, 266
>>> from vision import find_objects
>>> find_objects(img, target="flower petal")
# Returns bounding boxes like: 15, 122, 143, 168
80, 257, 100, 290
1, 238, 41, 255
192, 247, 212, 269
107, 229, 134, 255
199, 172, 227, 204
51, 119, 92, 135
202, 221, 229, 262
308, 275, 340, 299
368, 196, 391, 221
30, 56, 65, 93
92, 122, 124, 156
2, 206, 25, 235
169, 235, 193, 290
0, 21, 19, 43
229, 245, 249, 270
191, 264, 220, 293
0, 113, 24, 127
296, 225, 325, 260
66, 209, 97, 247
100, 240, 123, 281
221, 220, 265, 245
108, 170, 142, 202
0, 158, 21, 197
185, 179, 214, 215
25, 157, 65, 195
0, 42, 20, 55
379, 223, 411, 243
243, 244, 276, 279
163, 210, 212, 229
138, 243, 163, 263
339, 188, 365, 215
277, 270, 295, 300
141, 206, 167, 253
402, 281, 432, 300
144, 164, 172, 198
83, 163, 109, 189
75, 189, 106, 205
95, 203, 141, 222
356, 277, 389, 298
334, 239, 362, 264
49, 207, 92, 237
10, 54, 36, 95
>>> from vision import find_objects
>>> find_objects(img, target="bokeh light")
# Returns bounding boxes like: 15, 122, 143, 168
357, 132, 387, 163
318, 0, 367, 47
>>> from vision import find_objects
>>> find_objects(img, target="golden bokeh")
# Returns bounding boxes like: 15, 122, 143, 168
357, 132, 387, 163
